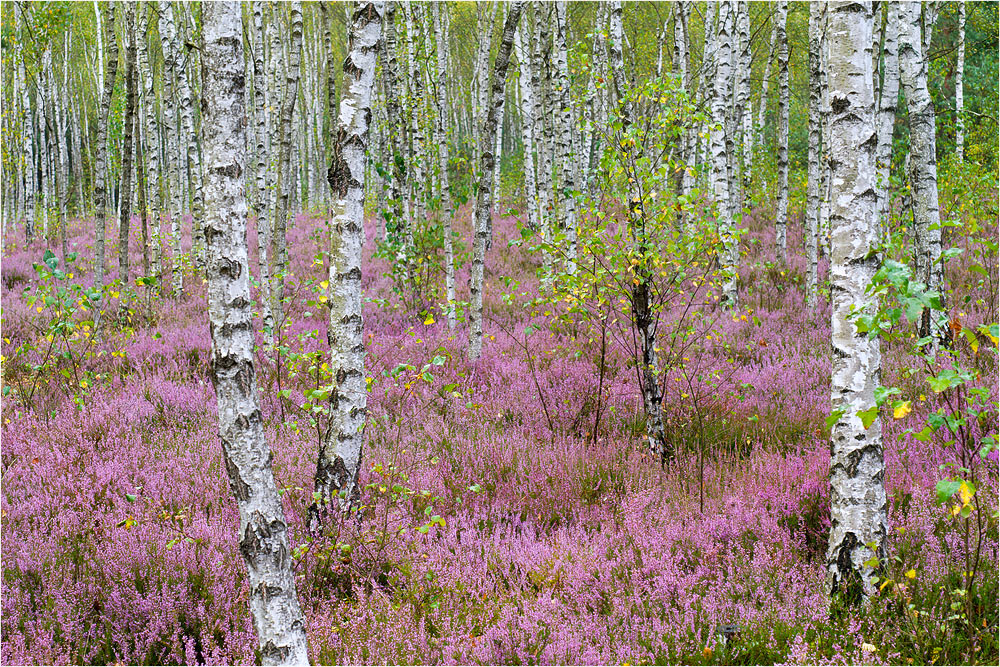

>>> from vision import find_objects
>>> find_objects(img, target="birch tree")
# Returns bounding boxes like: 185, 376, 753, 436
432, 2, 457, 330
898, 1, 944, 339
468, 2, 525, 362
756, 9, 777, 154
955, 2, 966, 162
137, 3, 161, 276
17, 3, 35, 244
825, 0, 886, 603
710, 1, 738, 307
313, 0, 385, 516
201, 5, 311, 662
94, 3, 118, 288
806, 2, 824, 307
775, 0, 790, 260
554, 1, 577, 274
119, 5, 138, 283
270, 1, 304, 335
875, 2, 899, 228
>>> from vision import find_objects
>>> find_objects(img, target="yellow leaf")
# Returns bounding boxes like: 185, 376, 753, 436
423, 314, 434, 325
893, 401, 912, 419
905, 569, 916, 579
320, 280, 329, 289
958, 481, 974, 507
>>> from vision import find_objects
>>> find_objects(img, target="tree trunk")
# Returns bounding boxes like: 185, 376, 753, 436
94, 2, 119, 287
119, 5, 138, 284
312, 0, 385, 516
17, 3, 36, 244
554, 1, 577, 274
535, 1, 554, 293
468, 2, 524, 362
137, 2, 161, 278
270, 1, 304, 336
806, 2, 824, 307
432, 2, 457, 331
955, 2, 965, 162
898, 1, 944, 340
825, 0, 886, 604
710, 2, 738, 307
875, 2, 899, 232
383, 1, 409, 249
756, 6, 778, 154
775, 0, 790, 260
201, 5, 311, 662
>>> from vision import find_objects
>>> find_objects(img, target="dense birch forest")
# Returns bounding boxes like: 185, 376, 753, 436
1, 1, 998, 665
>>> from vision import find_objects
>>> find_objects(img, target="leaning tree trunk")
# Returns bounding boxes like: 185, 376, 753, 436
201, 5, 311, 663
955, 2, 965, 163
313, 0, 385, 516
432, 1, 457, 330
806, 2, 824, 307
270, 1, 304, 336
119, 5, 138, 283
898, 1, 944, 341
468, 2, 525, 362
825, 0, 887, 604
775, 0, 790, 261
875, 2, 899, 232
94, 2, 118, 288
710, 2, 738, 307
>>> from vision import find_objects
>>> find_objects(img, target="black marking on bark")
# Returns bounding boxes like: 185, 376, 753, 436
222, 448, 251, 502
213, 162, 243, 179
328, 132, 351, 197
219, 256, 242, 279
260, 641, 291, 665
831, 96, 850, 114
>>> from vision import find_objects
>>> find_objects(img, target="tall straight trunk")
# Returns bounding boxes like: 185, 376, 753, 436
698, 2, 717, 176
252, 2, 269, 218
922, 1, 938, 56
554, 1, 577, 274
756, 8, 777, 154
955, 2, 966, 162
875, 2, 899, 229
491, 2, 508, 218
137, 2, 161, 276
468, 2, 525, 362
898, 1, 943, 339
819, 19, 832, 258
711, 2, 738, 307
825, 0, 886, 603
271, 1, 304, 335
383, 1, 409, 247
535, 1, 554, 292
806, 2, 824, 307
406, 1, 427, 224
734, 1, 751, 214
584, 1, 607, 197
160, 1, 203, 271
313, 0, 385, 515
119, 5, 138, 283
94, 3, 118, 287
432, 2, 457, 330
676, 2, 694, 198
137, 106, 150, 276
775, 0, 790, 260
608, 0, 670, 463
18, 3, 35, 243
157, 3, 184, 293
473, 3, 494, 186
514, 16, 538, 231
201, 5, 311, 662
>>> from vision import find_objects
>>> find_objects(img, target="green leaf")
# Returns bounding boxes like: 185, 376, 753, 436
858, 406, 879, 430
125, 494, 137, 503
935, 480, 961, 506
826, 409, 846, 430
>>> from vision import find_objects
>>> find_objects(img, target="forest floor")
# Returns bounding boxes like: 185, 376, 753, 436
1, 193, 997, 665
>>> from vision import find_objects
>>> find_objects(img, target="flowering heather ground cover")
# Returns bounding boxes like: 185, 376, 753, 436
1, 196, 997, 665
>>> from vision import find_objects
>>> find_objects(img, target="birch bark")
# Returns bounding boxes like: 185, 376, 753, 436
314, 0, 385, 513
202, 5, 311, 661
468, 2, 525, 362
119, 5, 138, 283
432, 2, 457, 330
806, 3, 824, 307
955, 2, 966, 162
711, 2, 738, 307
826, 0, 886, 603
775, 0, 790, 260
94, 3, 118, 288
554, 1, 577, 274
875, 2, 898, 230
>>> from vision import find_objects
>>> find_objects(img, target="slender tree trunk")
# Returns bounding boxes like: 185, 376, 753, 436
201, 5, 311, 662
137, 2, 161, 278
535, 1, 554, 293
806, 2, 824, 307
137, 110, 149, 277
18, 3, 36, 244
271, 1, 304, 335
554, 1, 577, 274
875, 2, 899, 232
710, 2, 738, 307
468, 2, 525, 362
775, 0, 790, 260
313, 0, 386, 516
432, 2, 457, 330
384, 1, 409, 250
955, 2, 966, 163
608, 0, 670, 463
826, 0, 886, 604
119, 5, 138, 283
819, 19, 832, 258
898, 1, 944, 340
756, 5, 777, 155
94, 3, 119, 287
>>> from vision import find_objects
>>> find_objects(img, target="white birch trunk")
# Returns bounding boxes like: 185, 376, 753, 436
554, 0, 577, 274
202, 5, 311, 662
775, 0, 790, 260
94, 3, 118, 288
468, 2, 525, 361
898, 0, 944, 339
826, 0, 886, 603
514, 17, 538, 233
18, 4, 35, 243
955, 2, 965, 163
875, 1, 899, 231
432, 2, 457, 330
119, 5, 138, 282
535, 2, 554, 293
711, 1, 738, 307
313, 0, 385, 514
806, 2, 824, 307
